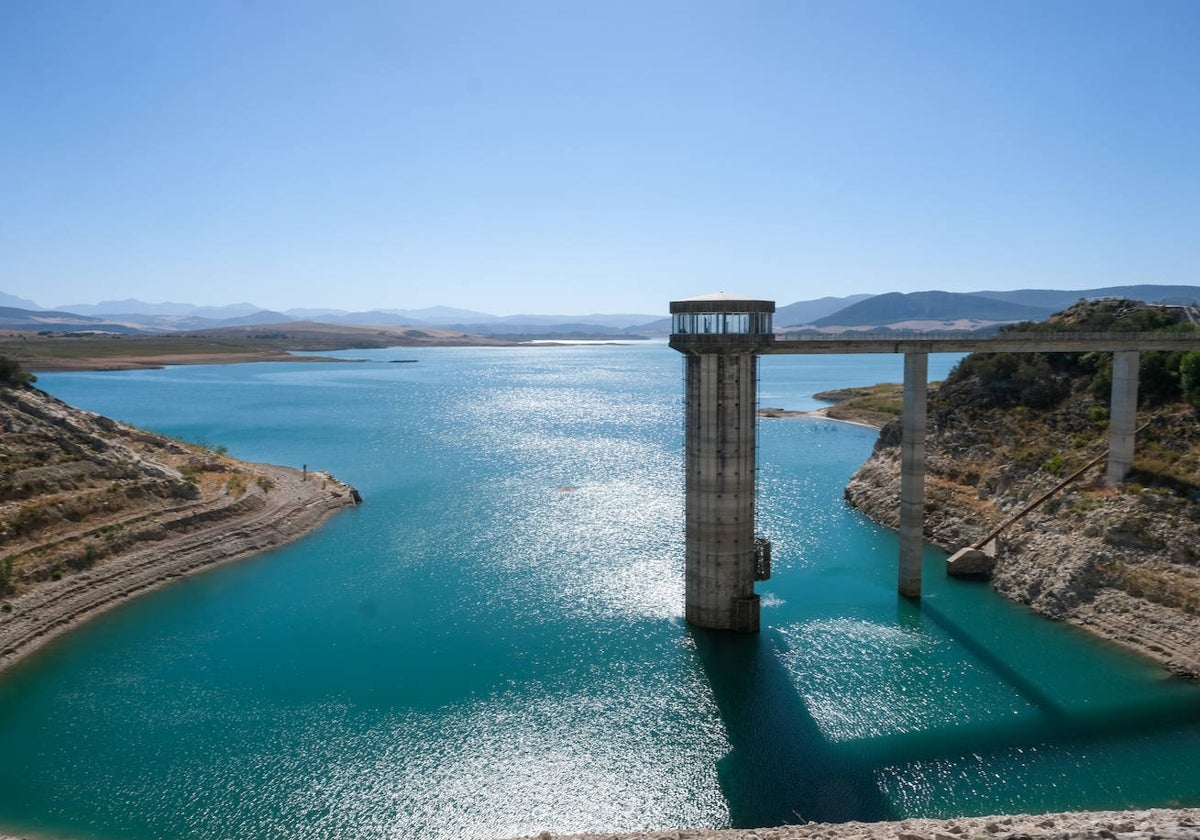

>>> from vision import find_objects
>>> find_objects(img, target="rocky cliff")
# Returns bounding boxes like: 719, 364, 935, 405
844, 301, 1200, 679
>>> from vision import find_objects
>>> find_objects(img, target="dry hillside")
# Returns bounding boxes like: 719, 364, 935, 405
0, 358, 359, 670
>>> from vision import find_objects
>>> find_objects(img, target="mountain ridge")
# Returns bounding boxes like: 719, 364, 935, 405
5, 285, 1199, 335
809, 291, 1052, 328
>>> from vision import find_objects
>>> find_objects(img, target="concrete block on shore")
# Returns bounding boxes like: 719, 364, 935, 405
947, 547, 995, 579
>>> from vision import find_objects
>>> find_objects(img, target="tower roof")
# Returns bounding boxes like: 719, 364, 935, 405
669, 292, 775, 314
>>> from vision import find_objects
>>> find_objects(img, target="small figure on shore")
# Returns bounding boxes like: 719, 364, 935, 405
302, 464, 307, 481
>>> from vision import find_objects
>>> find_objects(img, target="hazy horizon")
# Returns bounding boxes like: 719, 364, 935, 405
3, 2, 1197, 316
5, 283, 1200, 323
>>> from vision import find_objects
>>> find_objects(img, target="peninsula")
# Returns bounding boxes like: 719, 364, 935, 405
0, 321, 521, 373
0, 359, 360, 674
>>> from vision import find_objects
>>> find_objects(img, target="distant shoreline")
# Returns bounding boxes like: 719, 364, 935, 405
21, 351, 353, 372
11, 339, 647, 373
757, 405, 885, 430
757, 383, 905, 431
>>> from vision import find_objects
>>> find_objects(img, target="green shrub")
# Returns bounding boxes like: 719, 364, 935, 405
1181, 351, 1200, 406
225, 475, 247, 497
0, 355, 35, 388
0, 556, 13, 595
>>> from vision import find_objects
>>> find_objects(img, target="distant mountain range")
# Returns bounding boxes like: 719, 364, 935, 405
0, 306, 146, 335
808, 291, 1049, 329
803, 285, 1200, 331
0, 291, 41, 311
3, 284, 1197, 336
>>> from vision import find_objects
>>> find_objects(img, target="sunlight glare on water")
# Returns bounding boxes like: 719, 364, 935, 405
1, 345, 1198, 840
777, 618, 1031, 743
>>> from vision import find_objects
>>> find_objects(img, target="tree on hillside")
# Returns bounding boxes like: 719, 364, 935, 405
943, 301, 1200, 412
0, 355, 36, 388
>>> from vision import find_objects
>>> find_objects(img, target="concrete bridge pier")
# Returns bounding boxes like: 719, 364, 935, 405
1107, 350, 1140, 486
898, 352, 928, 598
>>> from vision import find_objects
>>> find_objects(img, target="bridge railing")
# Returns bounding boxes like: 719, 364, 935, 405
774, 330, 1200, 343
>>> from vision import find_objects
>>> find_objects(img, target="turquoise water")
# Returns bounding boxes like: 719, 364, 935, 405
1, 343, 1197, 840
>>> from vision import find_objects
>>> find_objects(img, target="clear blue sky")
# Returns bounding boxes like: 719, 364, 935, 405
2, 1, 1197, 316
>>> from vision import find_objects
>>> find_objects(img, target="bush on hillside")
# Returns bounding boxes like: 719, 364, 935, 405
0, 355, 36, 388
940, 300, 1200, 412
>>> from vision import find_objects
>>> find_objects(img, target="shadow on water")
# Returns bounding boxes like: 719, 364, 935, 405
918, 599, 1070, 724
873, 596, 1200, 768
694, 599, 1200, 827
691, 627, 891, 827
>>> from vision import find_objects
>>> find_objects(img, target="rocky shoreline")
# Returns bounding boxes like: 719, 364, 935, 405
841, 416, 1200, 680
0, 461, 359, 675
758, 377, 1200, 682
504, 809, 1200, 840
3, 807, 1198, 840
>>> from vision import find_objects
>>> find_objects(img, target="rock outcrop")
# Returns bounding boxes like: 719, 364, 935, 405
844, 302, 1200, 679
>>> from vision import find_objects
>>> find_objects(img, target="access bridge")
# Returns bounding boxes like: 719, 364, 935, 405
670, 292, 1200, 632
768, 329, 1200, 602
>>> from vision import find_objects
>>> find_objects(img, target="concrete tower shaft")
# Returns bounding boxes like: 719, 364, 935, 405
671, 294, 775, 632
682, 349, 760, 629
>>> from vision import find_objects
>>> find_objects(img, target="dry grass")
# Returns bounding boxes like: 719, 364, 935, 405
1101, 560, 1200, 616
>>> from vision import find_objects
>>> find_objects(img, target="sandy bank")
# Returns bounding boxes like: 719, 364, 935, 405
24, 352, 352, 372
506, 808, 1200, 840
0, 463, 359, 676
758, 406, 886, 430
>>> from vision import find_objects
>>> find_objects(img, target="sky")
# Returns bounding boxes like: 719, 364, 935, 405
2, 1, 1198, 316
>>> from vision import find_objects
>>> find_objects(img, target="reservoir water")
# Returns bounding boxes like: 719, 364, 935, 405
1, 342, 1198, 839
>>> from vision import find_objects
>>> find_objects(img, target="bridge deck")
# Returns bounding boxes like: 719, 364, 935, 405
765, 332, 1200, 355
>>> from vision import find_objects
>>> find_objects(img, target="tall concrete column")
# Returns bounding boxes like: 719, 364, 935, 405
899, 352, 928, 598
683, 350, 760, 631
1107, 350, 1140, 486
671, 293, 774, 633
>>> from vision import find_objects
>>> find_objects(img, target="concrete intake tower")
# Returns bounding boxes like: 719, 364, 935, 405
670, 293, 775, 633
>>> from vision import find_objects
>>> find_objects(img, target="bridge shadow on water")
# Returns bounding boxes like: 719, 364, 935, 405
691, 627, 891, 827
693, 597, 1200, 828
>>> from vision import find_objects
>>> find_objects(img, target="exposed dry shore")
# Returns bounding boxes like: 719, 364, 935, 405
0, 463, 358, 675
3, 809, 1198, 840
22, 351, 349, 372
506, 809, 1200, 840
759, 405, 883, 430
